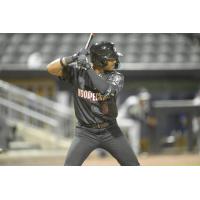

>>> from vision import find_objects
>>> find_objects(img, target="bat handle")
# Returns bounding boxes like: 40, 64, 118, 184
84, 33, 95, 50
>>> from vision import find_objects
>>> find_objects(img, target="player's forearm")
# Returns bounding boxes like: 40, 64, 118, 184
47, 58, 63, 76
87, 69, 110, 94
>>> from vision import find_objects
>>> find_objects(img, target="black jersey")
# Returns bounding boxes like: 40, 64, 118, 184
61, 63, 124, 125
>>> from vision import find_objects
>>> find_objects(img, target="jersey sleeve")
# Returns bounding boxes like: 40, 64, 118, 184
104, 73, 124, 97
59, 63, 77, 84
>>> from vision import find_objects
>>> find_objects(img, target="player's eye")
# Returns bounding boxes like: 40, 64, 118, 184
107, 58, 116, 62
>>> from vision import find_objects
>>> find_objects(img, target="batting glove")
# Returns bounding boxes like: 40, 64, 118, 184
77, 54, 92, 70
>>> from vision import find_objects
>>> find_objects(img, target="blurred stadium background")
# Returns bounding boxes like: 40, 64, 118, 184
1, 33, 200, 165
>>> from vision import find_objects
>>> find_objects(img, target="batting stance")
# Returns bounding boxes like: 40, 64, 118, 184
47, 41, 140, 166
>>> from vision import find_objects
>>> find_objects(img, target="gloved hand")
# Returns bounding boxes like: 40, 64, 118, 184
62, 48, 89, 66
77, 54, 92, 70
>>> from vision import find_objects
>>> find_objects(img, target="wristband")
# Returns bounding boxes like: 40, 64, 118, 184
60, 57, 67, 68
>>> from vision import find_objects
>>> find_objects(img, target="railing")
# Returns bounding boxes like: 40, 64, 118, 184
0, 80, 73, 137
1, 63, 200, 71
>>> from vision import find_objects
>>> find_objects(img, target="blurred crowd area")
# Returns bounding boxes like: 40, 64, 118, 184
0, 33, 200, 67
1, 33, 200, 158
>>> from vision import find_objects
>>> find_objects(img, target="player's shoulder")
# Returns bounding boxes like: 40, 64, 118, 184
110, 70, 124, 79
109, 70, 123, 76
106, 70, 124, 84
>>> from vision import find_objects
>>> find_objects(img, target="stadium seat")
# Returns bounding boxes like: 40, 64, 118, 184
95, 34, 109, 42
27, 34, 44, 44
141, 43, 156, 54
188, 53, 200, 63
173, 43, 188, 54
140, 53, 155, 63
44, 34, 59, 44
18, 44, 37, 54
110, 34, 126, 44
125, 44, 141, 54
18, 54, 29, 64
1, 54, 14, 64
42, 54, 53, 64
1, 33, 200, 66
173, 53, 188, 63
126, 34, 141, 44
40, 44, 55, 54
124, 53, 140, 63
158, 34, 171, 44
57, 44, 73, 55
156, 53, 172, 63
61, 34, 77, 44
142, 34, 156, 44
0, 34, 8, 44
5, 44, 18, 54
189, 46, 200, 54
76, 34, 90, 46
10, 34, 25, 44
157, 44, 172, 54
174, 34, 189, 45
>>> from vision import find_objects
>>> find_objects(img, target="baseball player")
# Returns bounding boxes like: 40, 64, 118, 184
47, 41, 140, 166
118, 89, 155, 155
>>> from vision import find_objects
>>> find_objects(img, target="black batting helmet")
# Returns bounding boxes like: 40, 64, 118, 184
90, 41, 123, 69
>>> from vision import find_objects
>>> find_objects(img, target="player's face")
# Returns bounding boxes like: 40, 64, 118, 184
104, 59, 116, 71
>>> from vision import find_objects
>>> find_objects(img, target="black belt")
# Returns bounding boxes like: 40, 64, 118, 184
80, 121, 114, 129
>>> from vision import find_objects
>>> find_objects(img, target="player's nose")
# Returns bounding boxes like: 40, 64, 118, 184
111, 60, 116, 64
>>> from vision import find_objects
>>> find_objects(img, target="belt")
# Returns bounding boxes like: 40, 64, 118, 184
80, 121, 114, 129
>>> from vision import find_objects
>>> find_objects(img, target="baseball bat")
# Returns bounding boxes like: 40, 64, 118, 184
84, 33, 95, 50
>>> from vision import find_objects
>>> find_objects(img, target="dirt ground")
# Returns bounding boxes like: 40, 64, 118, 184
0, 150, 200, 166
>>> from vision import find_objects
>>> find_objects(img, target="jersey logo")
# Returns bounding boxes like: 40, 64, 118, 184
77, 88, 109, 102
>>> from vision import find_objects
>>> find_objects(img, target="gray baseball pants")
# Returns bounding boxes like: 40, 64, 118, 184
64, 122, 140, 166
